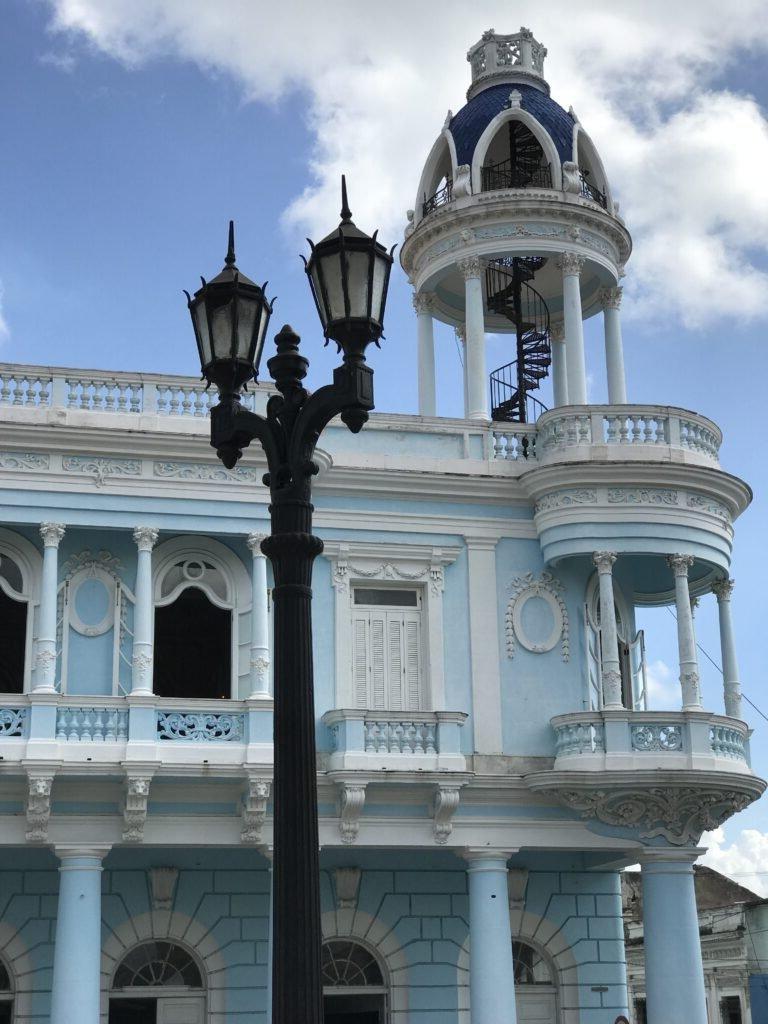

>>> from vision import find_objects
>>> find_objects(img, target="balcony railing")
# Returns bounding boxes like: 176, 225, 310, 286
422, 179, 453, 217
551, 710, 751, 771
481, 160, 552, 192
322, 708, 467, 771
579, 170, 608, 209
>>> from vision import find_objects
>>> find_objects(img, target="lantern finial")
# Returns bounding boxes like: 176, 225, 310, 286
340, 176, 352, 224
225, 220, 236, 268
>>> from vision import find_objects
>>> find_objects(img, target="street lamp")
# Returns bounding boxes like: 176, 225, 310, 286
186, 178, 394, 1024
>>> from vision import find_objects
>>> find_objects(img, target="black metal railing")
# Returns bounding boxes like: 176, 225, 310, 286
579, 170, 607, 209
422, 179, 453, 217
480, 160, 552, 193
490, 363, 548, 426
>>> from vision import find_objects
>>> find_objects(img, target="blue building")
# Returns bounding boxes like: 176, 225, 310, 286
0, 26, 763, 1024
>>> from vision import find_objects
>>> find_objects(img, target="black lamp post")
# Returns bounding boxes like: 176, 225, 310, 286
186, 178, 394, 1024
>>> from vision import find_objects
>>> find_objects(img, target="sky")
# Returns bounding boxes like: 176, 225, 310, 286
1, 0, 768, 891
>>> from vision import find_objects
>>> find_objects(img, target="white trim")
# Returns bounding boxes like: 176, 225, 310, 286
574, 124, 614, 215
0, 923, 33, 1022
324, 542, 460, 712
471, 109, 563, 193
414, 130, 456, 225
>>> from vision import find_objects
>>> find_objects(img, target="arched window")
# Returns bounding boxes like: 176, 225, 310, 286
322, 939, 388, 1024
575, 128, 609, 209
586, 573, 646, 711
153, 538, 252, 700
0, 531, 40, 695
512, 940, 558, 1022
481, 119, 551, 191
110, 941, 205, 1024
0, 958, 13, 1024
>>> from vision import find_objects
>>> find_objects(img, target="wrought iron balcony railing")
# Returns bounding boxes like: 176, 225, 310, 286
480, 160, 552, 192
422, 178, 453, 217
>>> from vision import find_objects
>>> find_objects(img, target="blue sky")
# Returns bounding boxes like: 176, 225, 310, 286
2, 0, 768, 886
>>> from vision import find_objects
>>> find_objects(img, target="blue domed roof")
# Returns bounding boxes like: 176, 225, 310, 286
449, 83, 575, 168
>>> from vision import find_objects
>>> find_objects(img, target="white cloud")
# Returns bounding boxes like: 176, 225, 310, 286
700, 827, 768, 897
38, 50, 77, 72
44, 0, 768, 326
645, 658, 679, 709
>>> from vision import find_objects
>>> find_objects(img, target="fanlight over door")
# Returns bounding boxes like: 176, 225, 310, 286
109, 942, 205, 1024
322, 939, 388, 1024
513, 941, 558, 1024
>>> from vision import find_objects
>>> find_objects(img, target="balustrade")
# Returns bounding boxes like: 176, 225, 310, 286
364, 718, 437, 755
156, 710, 244, 741
490, 425, 537, 461
0, 372, 51, 407
553, 719, 604, 756
55, 706, 129, 742
0, 707, 26, 737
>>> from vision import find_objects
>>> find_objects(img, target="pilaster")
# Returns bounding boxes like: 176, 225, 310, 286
131, 526, 159, 695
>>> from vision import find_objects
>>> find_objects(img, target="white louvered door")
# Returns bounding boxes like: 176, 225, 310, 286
352, 601, 422, 711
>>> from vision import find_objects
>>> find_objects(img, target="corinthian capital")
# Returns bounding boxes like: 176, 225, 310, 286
600, 286, 623, 310
457, 256, 483, 281
593, 551, 617, 573
549, 322, 565, 343
712, 577, 735, 601
556, 252, 585, 277
39, 523, 65, 548
247, 532, 268, 554
455, 324, 466, 344
133, 526, 159, 552
412, 291, 435, 315
667, 553, 695, 577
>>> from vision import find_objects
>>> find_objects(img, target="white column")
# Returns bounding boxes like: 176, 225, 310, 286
131, 527, 159, 695
667, 555, 702, 710
641, 851, 708, 1024
34, 523, 65, 693
466, 537, 502, 753
466, 851, 518, 1024
456, 324, 469, 418
600, 285, 628, 403
593, 551, 623, 709
459, 257, 489, 422
247, 532, 271, 698
557, 252, 587, 404
414, 291, 437, 417
712, 578, 742, 719
549, 322, 569, 406
50, 846, 109, 1024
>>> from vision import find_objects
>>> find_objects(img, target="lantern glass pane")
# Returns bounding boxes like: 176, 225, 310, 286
371, 252, 388, 325
310, 264, 328, 326
210, 298, 235, 359
193, 301, 212, 365
236, 295, 259, 364
320, 251, 346, 322
345, 249, 370, 319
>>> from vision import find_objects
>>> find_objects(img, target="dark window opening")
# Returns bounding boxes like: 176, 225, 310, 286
108, 998, 157, 1024
721, 996, 742, 1024
0, 588, 27, 693
153, 589, 231, 699
324, 994, 385, 1023
635, 998, 647, 1024
481, 120, 550, 191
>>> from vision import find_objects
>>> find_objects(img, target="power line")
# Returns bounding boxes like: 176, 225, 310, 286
664, 606, 768, 725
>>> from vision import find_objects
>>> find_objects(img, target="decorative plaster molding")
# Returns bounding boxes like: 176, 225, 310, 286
607, 488, 679, 506
412, 292, 436, 316
549, 322, 565, 343
149, 867, 179, 910
454, 324, 466, 344
334, 867, 362, 910
433, 784, 462, 844
668, 554, 695, 576
0, 451, 50, 471
507, 868, 529, 910
246, 532, 268, 554
534, 489, 597, 512
505, 571, 569, 661
561, 161, 580, 194
133, 526, 159, 551
329, 545, 454, 598
593, 551, 617, 574
62, 455, 141, 487
600, 286, 623, 310
39, 522, 65, 548
337, 782, 367, 844
153, 461, 260, 483
122, 775, 152, 843
711, 577, 735, 601
453, 164, 472, 198
241, 776, 271, 845
687, 493, 731, 522
457, 255, 483, 280
556, 252, 586, 276
25, 772, 54, 843
62, 548, 122, 579
557, 786, 754, 845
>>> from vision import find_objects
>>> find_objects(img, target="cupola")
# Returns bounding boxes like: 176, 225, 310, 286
466, 27, 549, 99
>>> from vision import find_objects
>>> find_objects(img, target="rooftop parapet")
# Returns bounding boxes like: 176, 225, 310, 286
466, 27, 549, 99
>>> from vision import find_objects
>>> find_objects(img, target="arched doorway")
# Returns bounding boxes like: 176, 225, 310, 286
513, 940, 558, 1023
0, 958, 13, 1024
322, 939, 388, 1023
0, 551, 30, 694
109, 941, 205, 1024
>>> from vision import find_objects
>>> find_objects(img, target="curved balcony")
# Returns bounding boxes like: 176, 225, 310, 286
549, 709, 752, 773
